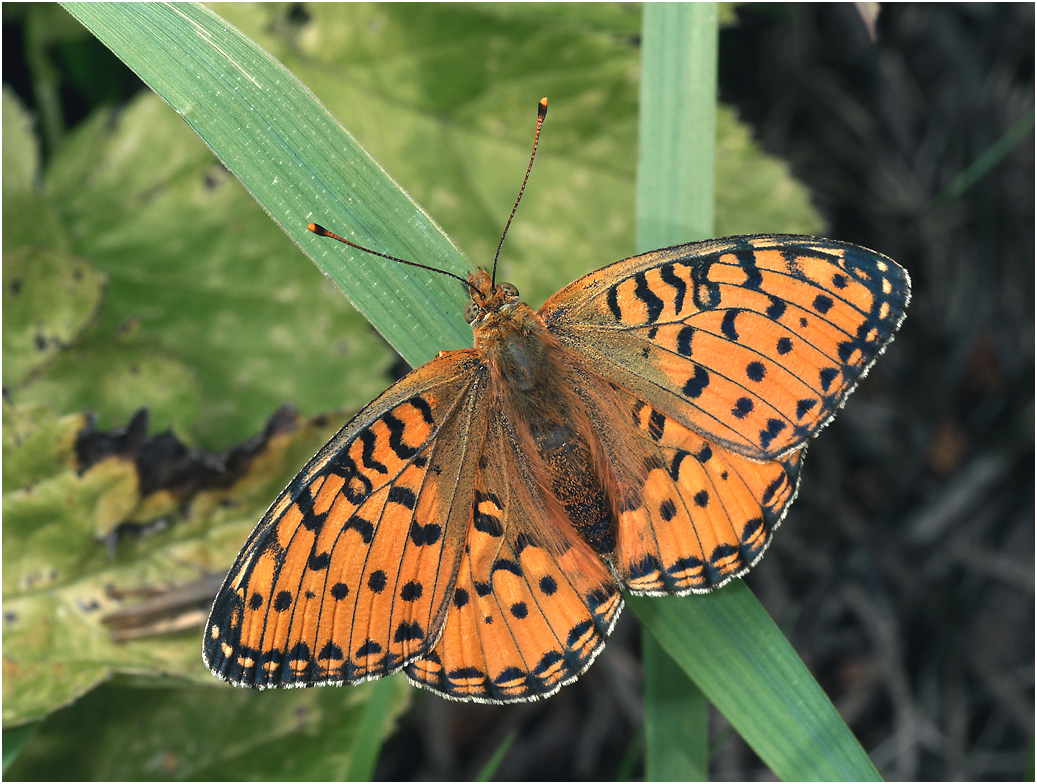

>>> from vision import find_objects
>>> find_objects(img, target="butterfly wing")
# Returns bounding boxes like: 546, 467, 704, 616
542, 235, 911, 461
605, 384, 803, 593
405, 405, 623, 703
540, 235, 909, 594
203, 350, 490, 687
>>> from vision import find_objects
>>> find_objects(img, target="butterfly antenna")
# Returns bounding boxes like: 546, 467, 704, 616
491, 97, 548, 284
307, 223, 469, 287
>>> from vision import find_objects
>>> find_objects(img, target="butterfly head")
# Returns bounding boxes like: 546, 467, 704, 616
464, 268, 520, 324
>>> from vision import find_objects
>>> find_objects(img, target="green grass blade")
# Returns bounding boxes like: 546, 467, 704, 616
61, 1, 471, 368
345, 678, 399, 781
641, 628, 709, 780
934, 109, 1035, 205
629, 584, 882, 781
2, 724, 41, 774
636, 4, 718, 780
637, 3, 718, 248
474, 729, 518, 782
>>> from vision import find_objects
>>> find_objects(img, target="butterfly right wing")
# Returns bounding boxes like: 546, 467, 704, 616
539, 235, 908, 595
203, 349, 490, 688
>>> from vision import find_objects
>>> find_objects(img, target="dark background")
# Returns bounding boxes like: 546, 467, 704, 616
5, 3, 1033, 780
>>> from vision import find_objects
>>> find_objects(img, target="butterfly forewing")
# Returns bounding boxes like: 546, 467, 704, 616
542, 235, 911, 461
204, 351, 488, 687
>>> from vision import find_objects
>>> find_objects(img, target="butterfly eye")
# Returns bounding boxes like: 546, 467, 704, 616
498, 282, 519, 298
463, 299, 481, 323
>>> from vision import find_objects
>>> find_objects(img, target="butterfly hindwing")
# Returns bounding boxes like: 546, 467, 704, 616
405, 406, 622, 702
542, 235, 911, 461
204, 351, 489, 687
612, 388, 803, 594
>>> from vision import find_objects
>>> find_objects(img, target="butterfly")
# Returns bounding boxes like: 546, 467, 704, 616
203, 99, 910, 703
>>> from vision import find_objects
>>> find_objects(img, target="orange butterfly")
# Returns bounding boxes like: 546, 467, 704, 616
203, 99, 910, 703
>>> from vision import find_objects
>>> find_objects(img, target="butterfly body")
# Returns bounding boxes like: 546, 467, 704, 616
205, 234, 910, 703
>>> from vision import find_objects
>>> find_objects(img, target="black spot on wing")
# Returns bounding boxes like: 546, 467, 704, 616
812, 294, 834, 314
676, 325, 695, 357
492, 558, 522, 578
732, 397, 754, 419
355, 639, 382, 657
330, 582, 349, 600
633, 272, 665, 323
367, 570, 387, 593
410, 521, 441, 546
333, 452, 373, 505
346, 516, 374, 544
721, 310, 739, 341
796, 399, 817, 419
308, 552, 330, 571
387, 485, 417, 509
393, 621, 424, 643
819, 368, 839, 392
766, 296, 787, 320
400, 581, 423, 601
683, 365, 710, 398
758, 418, 787, 450
318, 642, 343, 660
358, 428, 388, 474
659, 263, 687, 314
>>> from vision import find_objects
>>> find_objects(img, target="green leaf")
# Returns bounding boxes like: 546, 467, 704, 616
32, 91, 394, 446
4, 680, 410, 780
2, 86, 40, 194
1, 247, 107, 389
714, 105, 824, 237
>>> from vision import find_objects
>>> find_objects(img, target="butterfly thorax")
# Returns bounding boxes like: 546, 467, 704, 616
469, 280, 619, 559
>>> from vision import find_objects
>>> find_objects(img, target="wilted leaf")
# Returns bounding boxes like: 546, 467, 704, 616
1, 401, 357, 725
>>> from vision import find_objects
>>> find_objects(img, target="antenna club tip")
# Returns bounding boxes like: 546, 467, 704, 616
538, 97, 548, 115
308, 223, 326, 235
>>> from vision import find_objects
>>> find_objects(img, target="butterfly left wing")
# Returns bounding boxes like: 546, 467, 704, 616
542, 235, 911, 461
204, 350, 490, 688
